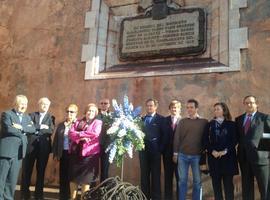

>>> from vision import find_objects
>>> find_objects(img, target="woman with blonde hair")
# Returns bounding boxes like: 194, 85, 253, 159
68, 103, 102, 199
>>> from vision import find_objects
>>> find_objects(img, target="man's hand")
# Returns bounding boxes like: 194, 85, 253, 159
40, 124, 49, 129
53, 157, 59, 161
218, 149, 227, 157
13, 123, 23, 130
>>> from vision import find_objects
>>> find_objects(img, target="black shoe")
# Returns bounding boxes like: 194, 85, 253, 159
35, 197, 44, 200
20, 193, 31, 200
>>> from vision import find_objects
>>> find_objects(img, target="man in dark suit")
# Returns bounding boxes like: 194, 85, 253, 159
139, 98, 164, 200
162, 100, 181, 200
97, 98, 112, 182
21, 97, 55, 200
235, 95, 270, 200
0, 95, 35, 200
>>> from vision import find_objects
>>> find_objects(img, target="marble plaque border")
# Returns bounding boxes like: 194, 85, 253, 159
118, 8, 207, 61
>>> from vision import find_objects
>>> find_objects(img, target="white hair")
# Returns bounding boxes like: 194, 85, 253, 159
14, 95, 28, 106
38, 97, 51, 105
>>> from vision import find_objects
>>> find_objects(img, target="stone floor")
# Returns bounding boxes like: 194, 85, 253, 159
14, 176, 258, 200
15, 185, 60, 200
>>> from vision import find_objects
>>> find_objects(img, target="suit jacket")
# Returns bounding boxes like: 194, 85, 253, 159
163, 115, 180, 154
69, 118, 102, 157
97, 112, 112, 149
0, 109, 35, 159
142, 113, 165, 154
52, 121, 67, 160
27, 112, 55, 153
236, 111, 270, 165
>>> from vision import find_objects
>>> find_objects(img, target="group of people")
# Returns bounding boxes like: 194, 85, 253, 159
52, 99, 111, 200
0, 95, 111, 200
141, 96, 270, 200
0, 96, 55, 200
0, 94, 269, 200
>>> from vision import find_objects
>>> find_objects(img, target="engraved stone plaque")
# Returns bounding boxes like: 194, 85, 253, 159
119, 8, 206, 61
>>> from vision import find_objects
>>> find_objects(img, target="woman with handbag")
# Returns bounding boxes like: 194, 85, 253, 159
68, 103, 102, 200
203, 102, 238, 200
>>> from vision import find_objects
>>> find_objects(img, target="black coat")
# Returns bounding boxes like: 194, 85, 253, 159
203, 120, 238, 176
52, 121, 66, 159
27, 112, 55, 154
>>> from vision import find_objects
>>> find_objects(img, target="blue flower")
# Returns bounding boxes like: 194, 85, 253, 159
132, 106, 142, 117
108, 143, 117, 163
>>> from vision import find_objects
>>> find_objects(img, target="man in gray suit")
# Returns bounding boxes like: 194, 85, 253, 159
0, 95, 36, 200
236, 95, 270, 200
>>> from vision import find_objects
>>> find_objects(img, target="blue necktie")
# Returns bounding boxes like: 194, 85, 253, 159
145, 115, 152, 125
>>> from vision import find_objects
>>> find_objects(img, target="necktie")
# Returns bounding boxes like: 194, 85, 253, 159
145, 115, 152, 125
171, 117, 176, 130
39, 113, 45, 124
18, 113, 23, 123
244, 114, 252, 134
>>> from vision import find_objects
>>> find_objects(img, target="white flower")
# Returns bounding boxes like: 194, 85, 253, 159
109, 144, 117, 163
118, 129, 127, 137
128, 103, 134, 111
134, 129, 145, 140
127, 143, 133, 158
107, 125, 119, 135
122, 118, 132, 129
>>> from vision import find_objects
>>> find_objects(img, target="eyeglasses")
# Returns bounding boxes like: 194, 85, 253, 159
100, 102, 109, 105
66, 110, 76, 114
244, 101, 256, 105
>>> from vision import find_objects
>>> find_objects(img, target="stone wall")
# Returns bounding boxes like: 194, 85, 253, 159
0, 0, 270, 197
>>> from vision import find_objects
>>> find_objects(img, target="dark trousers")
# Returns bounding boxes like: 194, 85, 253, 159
0, 157, 22, 200
21, 140, 50, 199
239, 159, 269, 200
267, 164, 270, 199
100, 149, 110, 182
163, 150, 179, 200
59, 150, 70, 200
139, 151, 161, 200
211, 174, 234, 200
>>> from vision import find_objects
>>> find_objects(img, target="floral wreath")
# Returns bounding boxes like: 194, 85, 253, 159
105, 95, 145, 167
